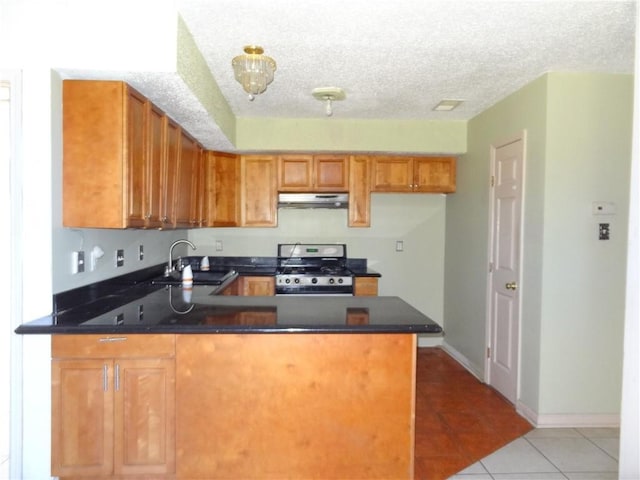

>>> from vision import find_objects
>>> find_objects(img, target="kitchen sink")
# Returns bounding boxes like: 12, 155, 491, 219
151, 269, 237, 286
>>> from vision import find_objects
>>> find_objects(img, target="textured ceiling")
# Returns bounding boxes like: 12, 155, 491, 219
61, 1, 636, 151
177, 0, 635, 123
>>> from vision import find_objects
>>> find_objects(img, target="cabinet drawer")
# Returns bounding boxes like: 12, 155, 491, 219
52, 334, 175, 359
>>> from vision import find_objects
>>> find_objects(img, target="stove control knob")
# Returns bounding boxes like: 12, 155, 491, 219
294, 278, 301, 284
311, 277, 318, 284
338, 278, 343, 284
285, 278, 291, 284
329, 278, 335, 284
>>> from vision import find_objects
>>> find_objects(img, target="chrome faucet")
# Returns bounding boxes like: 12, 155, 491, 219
166, 239, 196, 277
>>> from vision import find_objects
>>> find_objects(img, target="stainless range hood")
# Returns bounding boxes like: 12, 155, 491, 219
277, 193, 349, 209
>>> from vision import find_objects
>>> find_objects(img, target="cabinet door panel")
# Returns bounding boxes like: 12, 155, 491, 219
125, 90, 148, 227
413, 157, 456, 193
145, 103, 165, 227
354, 277, 379, 296
349, 156, 371, 227
371, 157, 413, 192
241, 155, 277, 226
278, 155, 313, 191
63, 80, 126, 228
240, 276, 275, 296
314, 155, 349, 191
205, 152, 240, 227
52, 359, 114, 477
174, 132, 199, 227
115, 358, 176, 476
162, 119, 180, 227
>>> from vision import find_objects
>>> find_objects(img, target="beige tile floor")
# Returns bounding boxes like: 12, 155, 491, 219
449, 427, 619, 479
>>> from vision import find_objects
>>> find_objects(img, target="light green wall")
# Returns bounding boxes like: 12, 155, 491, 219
235, 117, 467, 153
446, 74, 548, 407
445, 72, 632, 418
189, 194, 447, 324
539, 73, 632, 414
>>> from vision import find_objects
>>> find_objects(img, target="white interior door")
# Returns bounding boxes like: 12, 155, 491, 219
487, 133, 525, 404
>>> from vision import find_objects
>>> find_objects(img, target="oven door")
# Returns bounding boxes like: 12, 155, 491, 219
275, 284, 354, 296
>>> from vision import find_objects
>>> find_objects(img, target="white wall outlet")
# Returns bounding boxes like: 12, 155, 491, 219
115, 249, 124, 267
215, 240, 223, 252
71, 251, 85, 274
396, 240, 404, 252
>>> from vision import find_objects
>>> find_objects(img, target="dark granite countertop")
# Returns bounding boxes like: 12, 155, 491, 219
15, 281, 442, 335
14, 257, 410, 335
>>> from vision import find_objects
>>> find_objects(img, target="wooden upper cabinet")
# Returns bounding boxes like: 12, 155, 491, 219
370, 157, 415, 192
174, 131, 202, 228
63, 80, 154, 228
241, 155, 278, 227
203, 151, 240, 227
349, 155, 371, 227
63, 80, 205, 229
278, 155, 313, 190
124, 89, 148, 227
161, 118, 181, 227
315, 155, 349, 191
371, 156, 456, 193
278, 155, 349, 192
413, 156, 456, 193
144, 102, 166, 228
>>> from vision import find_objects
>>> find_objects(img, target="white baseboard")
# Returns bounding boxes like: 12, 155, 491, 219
431, 345, 620, 429
516, 401, 620, 428
439, 341, 484, 381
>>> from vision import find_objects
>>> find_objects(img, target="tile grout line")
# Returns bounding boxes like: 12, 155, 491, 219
578, 429, 621, 464
523, 436, 572, 478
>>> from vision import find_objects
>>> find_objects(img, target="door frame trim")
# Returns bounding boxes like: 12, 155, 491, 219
484, 130, 527, 401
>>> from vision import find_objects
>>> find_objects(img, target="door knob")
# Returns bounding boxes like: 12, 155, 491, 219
505, 282, 518, 291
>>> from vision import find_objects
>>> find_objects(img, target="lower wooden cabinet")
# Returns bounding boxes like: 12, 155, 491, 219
175, 334, 416, 479
239, 276, 275, 296
354, 277, 379, 296
51, 335, 176, 478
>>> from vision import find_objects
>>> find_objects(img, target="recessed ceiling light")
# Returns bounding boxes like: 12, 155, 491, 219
433, 99, 464, 111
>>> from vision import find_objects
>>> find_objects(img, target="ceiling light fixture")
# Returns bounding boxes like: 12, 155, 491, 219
433, 99, 464, 112
312, 87, 345, 117
232, 45, 277, 101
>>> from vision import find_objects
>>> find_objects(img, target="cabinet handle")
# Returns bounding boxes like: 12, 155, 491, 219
103, 364, 108, 392
98, 337, 127, 343
115, 363, 120, 392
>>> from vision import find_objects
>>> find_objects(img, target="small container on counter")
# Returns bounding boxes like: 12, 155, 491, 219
182, 264, 193, 288
200, 256, 210, 271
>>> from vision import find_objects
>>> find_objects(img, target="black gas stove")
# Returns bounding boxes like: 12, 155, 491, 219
275, 244, 354, 295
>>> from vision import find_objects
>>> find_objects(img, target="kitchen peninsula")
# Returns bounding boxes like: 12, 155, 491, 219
16, 270, 442, 480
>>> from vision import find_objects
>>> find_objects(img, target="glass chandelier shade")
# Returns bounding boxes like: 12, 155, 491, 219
232, 46, 277, 101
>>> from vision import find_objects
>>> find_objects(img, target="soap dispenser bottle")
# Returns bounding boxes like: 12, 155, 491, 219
182, 264, 193, 288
